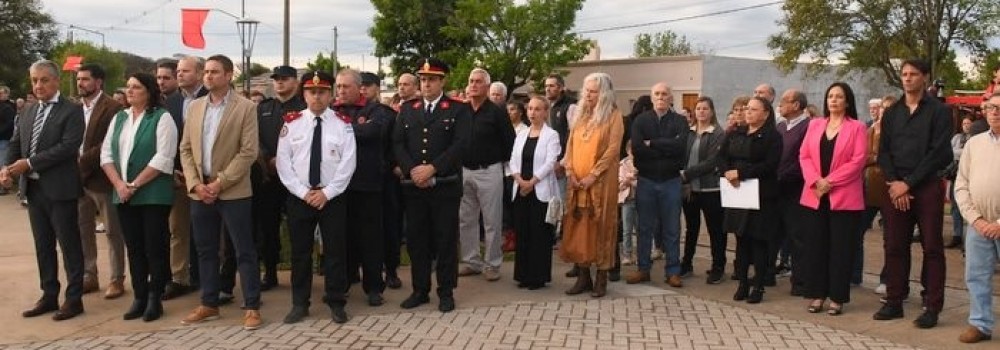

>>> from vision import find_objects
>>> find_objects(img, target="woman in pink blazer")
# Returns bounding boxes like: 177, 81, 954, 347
798, 82, 868, 316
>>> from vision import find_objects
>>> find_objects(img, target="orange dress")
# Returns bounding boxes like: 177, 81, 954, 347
559, 109, 624, 269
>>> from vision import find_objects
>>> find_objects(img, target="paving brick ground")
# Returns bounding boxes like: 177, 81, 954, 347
0, 290, 922, 350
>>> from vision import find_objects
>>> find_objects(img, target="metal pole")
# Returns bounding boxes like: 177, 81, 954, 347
332, 26, 339, 76
283, 0, 290, 66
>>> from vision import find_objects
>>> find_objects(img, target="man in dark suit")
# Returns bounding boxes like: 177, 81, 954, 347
1, 59, 86, 321
162, 55, 208, 300
393, 58, 470, 313
75, 63, 127, 299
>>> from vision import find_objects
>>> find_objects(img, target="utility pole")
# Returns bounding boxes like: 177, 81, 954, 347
283, 0, 290, 65
332, 26, 339, 76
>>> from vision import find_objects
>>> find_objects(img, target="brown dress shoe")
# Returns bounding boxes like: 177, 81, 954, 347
104, 279, 125, 299
181, 305, 220, 325
243, 310, 263, 330
22, 299, 59, 318
666, 275, 683, 288
959, 326, 992, 343
82, 277, 99, 294
52, 300, 84, 321
625, 270, 650, 284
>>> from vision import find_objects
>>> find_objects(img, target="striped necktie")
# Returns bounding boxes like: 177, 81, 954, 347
30, 102, 50, 156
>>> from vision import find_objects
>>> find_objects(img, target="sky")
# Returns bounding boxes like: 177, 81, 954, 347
41, 0, 783, 72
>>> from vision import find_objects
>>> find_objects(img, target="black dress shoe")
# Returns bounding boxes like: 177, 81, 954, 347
914, 310, 939, 329
142, 296, 163, 322
330, 305, 349, 324
733, 283, 749, 301
218, 292, 235, 305
385, 274, 402, 290
790, 285, 805, 297
400, 293, 430, 309
873, 304, 904, 320
608, 269, 621, 282
527, 283, 545, 290
438, 296, 455, 313
123, 299, 147, 320
52, 300, 84, 321
367, 293, 385, 307
161, 282, 190, 300
517, 282, 528, 289
260, 275, 278, 291
283, 305, 309, 324
746, 288, 764, 304
22, 299, 59, 318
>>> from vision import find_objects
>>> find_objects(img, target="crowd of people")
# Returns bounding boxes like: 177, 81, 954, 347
0, 55, 998, 344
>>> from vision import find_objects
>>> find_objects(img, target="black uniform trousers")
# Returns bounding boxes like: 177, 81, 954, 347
253, 179, 286, 277
382, 174, 403, 276
26, 180, 84, 302
405, 193, 460, 297
287, 195, 347, 308
117, 204, 171, 299
345, 190, 385, 294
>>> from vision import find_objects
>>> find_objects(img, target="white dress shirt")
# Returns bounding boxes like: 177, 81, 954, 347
100, 108, 178, 179
201, 91, 230, 176
277, 108, 357, 201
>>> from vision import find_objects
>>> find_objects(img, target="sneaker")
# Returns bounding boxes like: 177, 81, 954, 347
874, 284, 886, 295
483, 269, 501, 282
775, 265, 792, 278
620, 257, 634, 266
243, 310, 263, 330
958, 326, 992, 343
458, 266, 481, 277
706, 270, 724, 284
181, 305, 220, 325
95, 222, 106, 233
913, 310, 939, 329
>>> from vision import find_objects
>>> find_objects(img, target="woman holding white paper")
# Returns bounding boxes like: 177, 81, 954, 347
798, 82, 868, 316
718, 96, 782, 304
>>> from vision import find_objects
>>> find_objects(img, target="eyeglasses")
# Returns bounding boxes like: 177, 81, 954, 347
984, 104, 1000, 112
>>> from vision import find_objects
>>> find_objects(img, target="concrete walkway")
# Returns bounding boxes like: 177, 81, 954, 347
0, 194, 996, 349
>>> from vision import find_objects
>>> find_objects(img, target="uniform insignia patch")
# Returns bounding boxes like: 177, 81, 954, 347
357, 116, 367, 124
280, 125, 288, 137
283, 111, 302, 123
440, 101, 450, 110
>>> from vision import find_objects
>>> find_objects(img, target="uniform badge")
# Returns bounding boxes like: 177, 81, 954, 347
412, 101, 422, 109
280, 125, 288, 137
422, 60, 431, 72
283, 111, 302, 123
357, 116, 367, 124
440, 101, 450, 110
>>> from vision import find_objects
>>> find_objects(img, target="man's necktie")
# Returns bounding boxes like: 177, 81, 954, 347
30, 102, 49, 156
424, 102, 434, 121
309, 117, 322, 187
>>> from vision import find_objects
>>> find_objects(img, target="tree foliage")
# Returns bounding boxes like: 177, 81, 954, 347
633, 31, 700, 58
50, 41, 128, 95
0, 0, 58, 97
369, 0, 473, 78
441, 0, 590, 94
768, 0, 1000, 88
305, 52, 348, 76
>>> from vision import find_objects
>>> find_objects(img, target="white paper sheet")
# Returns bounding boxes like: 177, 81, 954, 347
719, 178, 760, 210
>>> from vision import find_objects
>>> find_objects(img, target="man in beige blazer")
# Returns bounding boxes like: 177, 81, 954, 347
177, 54, 262, 330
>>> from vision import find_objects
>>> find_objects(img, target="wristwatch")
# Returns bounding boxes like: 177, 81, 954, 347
127, 182, 138, 190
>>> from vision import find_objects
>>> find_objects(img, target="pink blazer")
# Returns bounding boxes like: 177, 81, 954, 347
798, 117, 868, 210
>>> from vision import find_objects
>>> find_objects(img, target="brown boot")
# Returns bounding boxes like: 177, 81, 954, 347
565, 266, 592, 295
625, 270, 650, 284
591, 270, 608, 298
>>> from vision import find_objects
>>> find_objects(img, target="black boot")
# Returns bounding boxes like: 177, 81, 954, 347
123, 298, 147, 320
733, 283, 749, 301
746, 287, 764, 304
143, 293, 163, 322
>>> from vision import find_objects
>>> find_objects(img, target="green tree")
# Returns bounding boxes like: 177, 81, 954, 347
965, 49, 1000, 90
768, 0, 1000, 88
369, 0, 473, 77
50, 41, 127, 95
305, 53, 348, 75
0, 0, 58, 97
236, 62, 271, 82
442, 0, 590, 94
633, 30, 703, 58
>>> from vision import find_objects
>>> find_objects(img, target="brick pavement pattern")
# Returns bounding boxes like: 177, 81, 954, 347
0, 292, 919, 350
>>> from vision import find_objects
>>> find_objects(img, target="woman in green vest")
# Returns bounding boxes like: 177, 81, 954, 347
100, 72, 177, 322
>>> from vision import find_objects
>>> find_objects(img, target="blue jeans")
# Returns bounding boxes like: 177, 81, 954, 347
636, 176, 682, 276
191, 198, 260, 309
0, 140, 8, 167
965, 224, 999, 335
950, 181, 964, 239
620, 200, 637, 258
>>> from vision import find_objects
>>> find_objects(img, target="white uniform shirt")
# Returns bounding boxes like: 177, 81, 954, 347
277, 108, 356, 200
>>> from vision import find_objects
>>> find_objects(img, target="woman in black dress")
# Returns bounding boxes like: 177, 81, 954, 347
509, 96, 562, 289
720, 96, 782, 303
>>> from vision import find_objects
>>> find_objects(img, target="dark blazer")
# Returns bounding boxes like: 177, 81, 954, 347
80, 92, 122, 192
393, 96, 471, 198
718, 125, 782, 200
682, 124, 725, 190
165, 87, 208, 170
6, 95, 85, 200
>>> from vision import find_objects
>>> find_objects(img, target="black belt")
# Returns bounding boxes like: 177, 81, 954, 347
464, 163, 497, 171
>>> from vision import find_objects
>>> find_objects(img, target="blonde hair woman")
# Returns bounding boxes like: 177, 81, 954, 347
560, 73, 624, 297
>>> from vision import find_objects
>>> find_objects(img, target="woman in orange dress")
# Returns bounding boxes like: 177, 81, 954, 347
560, 72, 625, 298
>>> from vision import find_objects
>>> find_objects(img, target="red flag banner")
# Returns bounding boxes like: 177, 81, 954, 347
63, 56, 83, 71
181, 9, 210, 49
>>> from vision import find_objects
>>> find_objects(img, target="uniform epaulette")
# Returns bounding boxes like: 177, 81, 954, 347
334, 110, 351, 124
283, 111, 302, 123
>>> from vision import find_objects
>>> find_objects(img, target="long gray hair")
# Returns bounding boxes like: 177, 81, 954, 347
577, 72, 616, 127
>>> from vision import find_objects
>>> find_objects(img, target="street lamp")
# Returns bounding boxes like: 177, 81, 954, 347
236, 17, 260, 93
